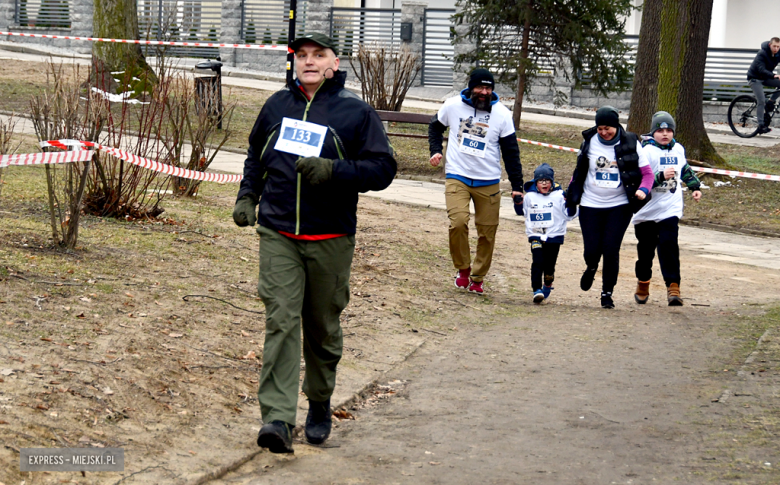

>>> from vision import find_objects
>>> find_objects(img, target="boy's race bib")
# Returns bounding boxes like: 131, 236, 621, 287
527, 208, 553, 228
274, 118, 328, 158
458, 134, 487, 158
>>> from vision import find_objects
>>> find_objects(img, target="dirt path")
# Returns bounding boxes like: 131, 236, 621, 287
3, 194, 779, 484
204, 198, 780, 485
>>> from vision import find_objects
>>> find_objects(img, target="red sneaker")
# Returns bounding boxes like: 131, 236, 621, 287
468, 279, 484, 294
455, 268, 470, 289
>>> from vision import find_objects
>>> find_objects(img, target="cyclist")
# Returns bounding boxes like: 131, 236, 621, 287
747, 37, 780, 134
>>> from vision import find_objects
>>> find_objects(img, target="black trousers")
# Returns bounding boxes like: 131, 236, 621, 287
530, 240, 561, 290
579, 204, 633, 293
634, 216, 681, 286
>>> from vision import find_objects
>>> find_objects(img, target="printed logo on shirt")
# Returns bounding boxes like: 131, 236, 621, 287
594, 156, 621, 188
457, 116, 490, 143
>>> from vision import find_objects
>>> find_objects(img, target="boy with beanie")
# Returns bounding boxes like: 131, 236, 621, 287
632, 111, 702, 306
521, 163, 578, 303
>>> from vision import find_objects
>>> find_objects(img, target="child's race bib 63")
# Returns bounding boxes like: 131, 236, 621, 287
528, 209, 553, 228
274, 118, 328, 158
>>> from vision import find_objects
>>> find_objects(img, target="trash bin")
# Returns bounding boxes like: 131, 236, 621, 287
194, 58, 223, 129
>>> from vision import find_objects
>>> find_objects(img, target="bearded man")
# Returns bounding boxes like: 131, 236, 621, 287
428, 68, 524, 294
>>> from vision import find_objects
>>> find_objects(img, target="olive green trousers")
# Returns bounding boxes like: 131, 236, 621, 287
256, 225, 354, 425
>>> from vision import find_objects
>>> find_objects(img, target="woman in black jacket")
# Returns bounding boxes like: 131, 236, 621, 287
565, 106, 654, 309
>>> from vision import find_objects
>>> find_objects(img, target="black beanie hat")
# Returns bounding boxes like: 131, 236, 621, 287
468, 68, 495, 91
595, 105, 621, 128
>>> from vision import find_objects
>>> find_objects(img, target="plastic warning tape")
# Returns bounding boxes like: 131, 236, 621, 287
516, 137, 780, 182
688, 166, 780, 181
0, 150, 94, 169
0, 31, 290, 52
517, 138, 580, 153
2, 140, 242, 184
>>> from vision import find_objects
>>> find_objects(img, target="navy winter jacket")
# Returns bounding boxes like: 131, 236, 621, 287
747, 41, 780, 81
237, 71, 397, 236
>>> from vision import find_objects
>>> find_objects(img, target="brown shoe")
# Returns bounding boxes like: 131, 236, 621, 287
667, 283, 683, 306
634, 280, 650, 304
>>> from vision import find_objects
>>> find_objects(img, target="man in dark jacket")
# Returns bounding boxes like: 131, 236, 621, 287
747, 37, 780, 133
232, 32, 396, 453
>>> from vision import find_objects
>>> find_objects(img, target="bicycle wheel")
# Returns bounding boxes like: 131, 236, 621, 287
728, 95, 760, 138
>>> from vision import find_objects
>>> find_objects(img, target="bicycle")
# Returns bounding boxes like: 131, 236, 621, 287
727, 89, 780, 138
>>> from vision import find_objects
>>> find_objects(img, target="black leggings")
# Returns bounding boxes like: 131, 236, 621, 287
634, 217, 680, 286
530, 240, 561, 290
579, 204, 633, 293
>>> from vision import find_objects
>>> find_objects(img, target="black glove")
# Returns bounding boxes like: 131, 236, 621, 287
513, 193, 524, 216
296, 157, 334, 186
232, 194, 258, 227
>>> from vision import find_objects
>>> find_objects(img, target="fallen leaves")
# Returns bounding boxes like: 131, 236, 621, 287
242, 350, 256, 360
332, 409, 354, 420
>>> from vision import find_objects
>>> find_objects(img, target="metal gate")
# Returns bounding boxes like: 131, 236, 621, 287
243, 0, 308, 45
330, 7, 401, 56
137, 0, 222, 58
421, 8, 455, 87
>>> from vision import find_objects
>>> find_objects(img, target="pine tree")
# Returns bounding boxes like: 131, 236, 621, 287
453, 0, 635, 125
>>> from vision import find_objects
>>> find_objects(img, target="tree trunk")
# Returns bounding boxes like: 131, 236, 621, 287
630, 0, 725, 165
512, 9, 532, 127
92, 0, 153, 89
661, 0, 724, 164
627, 0, 662, 133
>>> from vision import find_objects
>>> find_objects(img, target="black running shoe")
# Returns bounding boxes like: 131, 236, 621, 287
257, 420, 294, 453
601, 291, 615, 309
305, 399, 332, 445
580, 268, 597, 291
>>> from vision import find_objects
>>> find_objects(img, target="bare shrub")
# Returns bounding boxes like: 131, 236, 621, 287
0, 114, 20, 198
29, 63, 107, 249
84, 56, 235, 218
349, 42, 421, 111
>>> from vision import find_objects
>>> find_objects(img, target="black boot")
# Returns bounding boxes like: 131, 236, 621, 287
305, 399, 332, 445
257, 420, 294, 453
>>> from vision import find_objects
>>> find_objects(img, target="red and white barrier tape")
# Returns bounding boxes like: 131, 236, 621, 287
517, 138, 580, 153
516, 137, 780, 182
5, 137, 778, 184
2, 140, 243, 184
0, 31, 290, 52
0, 150, 93, 169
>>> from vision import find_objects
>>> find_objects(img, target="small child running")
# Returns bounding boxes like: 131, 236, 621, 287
632, 111, 702, 306
520, 163, 578, 303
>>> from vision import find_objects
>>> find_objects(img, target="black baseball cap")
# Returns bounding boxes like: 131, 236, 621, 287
290, 33, 337, 53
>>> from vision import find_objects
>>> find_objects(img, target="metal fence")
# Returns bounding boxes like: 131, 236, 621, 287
421, 8, 454, 87
15, 0, 71, 28
137, 0, 222, 58
329, 7, 401, 57
242, 0, 308, 45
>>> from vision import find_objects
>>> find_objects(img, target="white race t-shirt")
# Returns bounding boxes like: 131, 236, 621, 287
437, 95, 516, 181
580, 134, 650, 209
632, 142, 688, 224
